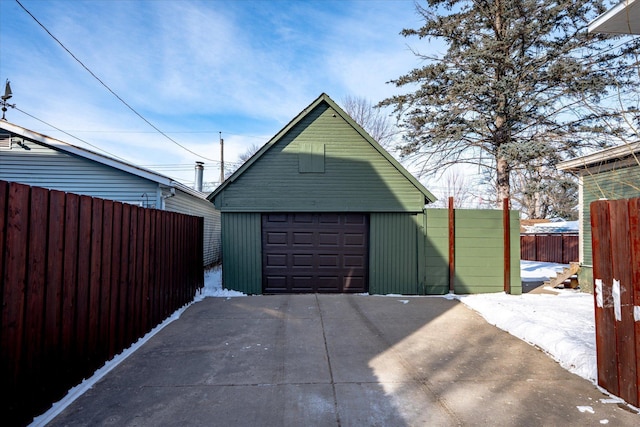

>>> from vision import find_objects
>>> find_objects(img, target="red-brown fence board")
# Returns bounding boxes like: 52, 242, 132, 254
591, 200, 619, 395
76, 195, 92, 372
100, 199, 113, 363
591, 198, 640, 407
134, 207, 145, 340
142, 208, 151, 332
520, 233, 578, 264
44, 190, 64, 389
3, 183, 30, 383
0, 180, 204, 426
88, 197, 103, 372
108, 201, 121, 360
148, 209, 157, 326
121, 203, 132, 348
609, 201, 636, 405
562, 235, 579, 264
126, 206, 138, 345
630, 198, 640, 406
25, 187, 48, 381
0, 181, 7, 316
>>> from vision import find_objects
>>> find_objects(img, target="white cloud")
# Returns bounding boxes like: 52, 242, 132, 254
1, 0, 434, 185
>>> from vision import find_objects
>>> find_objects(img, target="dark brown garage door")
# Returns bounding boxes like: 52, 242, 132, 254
262, 213, 369, 293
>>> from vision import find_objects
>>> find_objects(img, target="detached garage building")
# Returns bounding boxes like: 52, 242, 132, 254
209, 93, 438, 294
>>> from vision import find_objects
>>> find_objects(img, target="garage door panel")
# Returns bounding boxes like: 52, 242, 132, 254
292, 276, 314, 291
262, 213, 369, 293
293, 232, 313, 245
264, 276, 287, 290
345, 214, 366, 225
293, 254, 314, 267
344, 255, 365, 268
293, 213, 313, 223
317, 276, 340, 292
266, 253, 287, 267
318, 232, 339, 246
266, 214, 287, 222
343, 276, 365, 291
266, 232, 288, 245
319, 213, 340, 224
344, 233, 365, 247
318, 254, 339, 267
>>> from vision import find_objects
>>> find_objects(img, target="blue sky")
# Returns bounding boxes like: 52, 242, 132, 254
0, 0, 428, 188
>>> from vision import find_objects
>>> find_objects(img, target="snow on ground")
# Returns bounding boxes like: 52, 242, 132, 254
194, 266, 245, 299
31, 262, 629, 425
520, 259, 569, 283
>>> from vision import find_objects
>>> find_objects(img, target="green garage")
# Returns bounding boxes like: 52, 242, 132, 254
208, 93, 520, 295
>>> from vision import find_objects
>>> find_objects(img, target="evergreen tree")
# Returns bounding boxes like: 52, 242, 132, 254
511, 163, 578, 219
380, 0, 640, 208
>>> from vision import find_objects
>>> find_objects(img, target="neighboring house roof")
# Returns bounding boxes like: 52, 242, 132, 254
557, 142, 640, 172
589, 0, 640, 35
0, 120, 207, 199
208, 93, 436, 204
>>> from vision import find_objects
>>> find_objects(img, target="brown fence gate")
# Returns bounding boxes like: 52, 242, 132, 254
590, 198, 640, 407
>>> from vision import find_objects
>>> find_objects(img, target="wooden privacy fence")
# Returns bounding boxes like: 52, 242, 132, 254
590, 197, 640, 408
0, 180, 204, 427
422, 197, 521, 295
520, 233, 578, 264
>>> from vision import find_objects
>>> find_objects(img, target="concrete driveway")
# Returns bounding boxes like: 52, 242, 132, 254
47, 295, 638, 426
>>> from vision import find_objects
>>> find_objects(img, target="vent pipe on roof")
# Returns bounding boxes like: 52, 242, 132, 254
195, 161, 204, 192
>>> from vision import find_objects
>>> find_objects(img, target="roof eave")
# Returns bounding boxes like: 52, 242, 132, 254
1, 120, 178, 187
589, 0, 640, 35
557, 141, 640, 171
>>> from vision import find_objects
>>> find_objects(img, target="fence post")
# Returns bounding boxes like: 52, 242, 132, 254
448, 196, 455, 293
503, 198, 511, 294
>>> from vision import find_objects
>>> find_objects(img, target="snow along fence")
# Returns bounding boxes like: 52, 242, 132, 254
0, 180, 204, 427
590, 197, 640, 408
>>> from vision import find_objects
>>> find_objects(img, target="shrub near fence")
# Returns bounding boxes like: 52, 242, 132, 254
520, 233, 578, 264
0, 180, 204, 427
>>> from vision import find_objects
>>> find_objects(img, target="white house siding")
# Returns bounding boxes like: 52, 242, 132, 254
164, 190, 221, 266
0, 138, 160, 208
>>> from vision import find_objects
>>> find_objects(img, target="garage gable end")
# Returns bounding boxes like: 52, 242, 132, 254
210, 93, 435, 213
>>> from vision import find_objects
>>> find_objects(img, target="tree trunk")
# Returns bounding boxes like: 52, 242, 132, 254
497, 156, 510, 209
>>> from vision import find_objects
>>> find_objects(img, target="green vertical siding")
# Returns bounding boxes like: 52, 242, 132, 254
369, 213, 421, 294
424, 210, 449, 294
509, 211, 522, 295
221, 213, 262, 294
